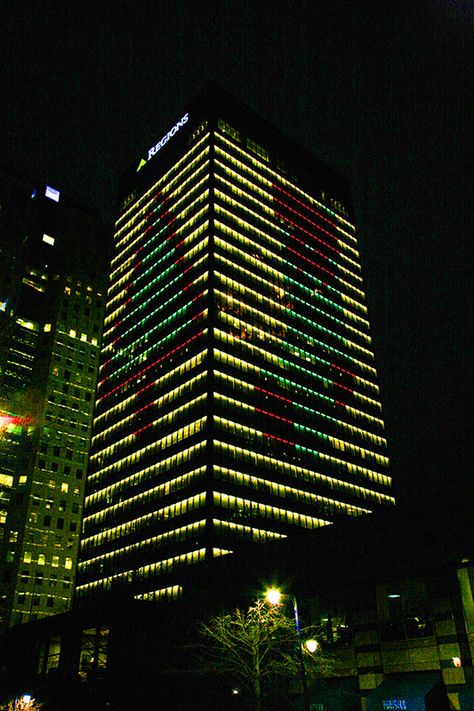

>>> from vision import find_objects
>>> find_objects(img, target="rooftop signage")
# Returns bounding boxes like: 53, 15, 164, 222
137, 113, 189, 171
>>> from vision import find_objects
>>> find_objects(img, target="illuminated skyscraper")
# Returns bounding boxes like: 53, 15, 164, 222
0, 167, 109, 627
77, 88, 393, 603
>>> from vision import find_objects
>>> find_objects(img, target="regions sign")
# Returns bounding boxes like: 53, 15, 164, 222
137, 113, 189, 171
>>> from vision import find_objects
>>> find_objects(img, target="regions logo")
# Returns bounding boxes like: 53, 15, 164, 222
137, 113, 189, 171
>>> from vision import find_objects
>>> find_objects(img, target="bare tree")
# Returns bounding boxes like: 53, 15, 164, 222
200, 599, 332, 711
0, 697, 43, 711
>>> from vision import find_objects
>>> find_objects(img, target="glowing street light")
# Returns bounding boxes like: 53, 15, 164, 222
265, 587, 315, 711
305, 638, 319, 654
265, 587, 282, 606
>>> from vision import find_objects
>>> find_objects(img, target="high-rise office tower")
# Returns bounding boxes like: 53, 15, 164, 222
0, 167, 109, 627
77, 88, 393, 603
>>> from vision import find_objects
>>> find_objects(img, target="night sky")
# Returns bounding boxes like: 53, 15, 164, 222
1, 1, 470, 508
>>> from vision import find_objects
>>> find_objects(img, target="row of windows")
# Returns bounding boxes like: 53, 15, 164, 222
88, 417, 206, 482
215, 327, 382, 417
79, 519, 206, 571
216, 283, 376, 380
215, 170, 360, 274
93, 370, 207, 449
94, 351, 207, 429
215, 224, 367, 319
134, 584, 183, 601
214, 440, 394, 506
216, 132, 356, 237
85, 443, 206, 509
214, 345, 384, 433
115, 135, 210, 244
215, 201, 366, 305
103, 265, 207, 366
91, 393, 206, 464
23, 551, 73, 568
18, 569, 71, 588
82, 486, 206, 541
215, 393, 388, 467
16, 592, 67, 609
106, 226, 208, 329
214, 491, 328, 530
214, 416, 389, 487
214, 367, 386, 448
213, 518, 286, 543
214, 465, 371, 517
77, 546, 208, 594
111, 166, 209, 291
215, 250, 370, 338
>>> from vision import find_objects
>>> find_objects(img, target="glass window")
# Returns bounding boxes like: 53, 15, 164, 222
78, 626, 109, 678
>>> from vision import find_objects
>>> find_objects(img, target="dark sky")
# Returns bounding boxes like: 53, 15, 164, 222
1, 1, 470, 507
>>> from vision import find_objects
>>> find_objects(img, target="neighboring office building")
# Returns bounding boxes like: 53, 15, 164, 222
77, 86, 393, 604
0, 166, 109, 628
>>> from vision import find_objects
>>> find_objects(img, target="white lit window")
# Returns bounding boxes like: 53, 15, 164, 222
65, 558, 72, 570
80, 333, 87, 342
42, 234, 55, 246
45, 186, 60, 202
69, 329, 76, 338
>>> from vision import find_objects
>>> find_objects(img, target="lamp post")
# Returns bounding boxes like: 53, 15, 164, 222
265, 588, 314, 711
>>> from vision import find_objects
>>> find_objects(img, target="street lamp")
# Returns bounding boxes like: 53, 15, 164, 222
265, 587, 315, 711
305, 639, 319, 654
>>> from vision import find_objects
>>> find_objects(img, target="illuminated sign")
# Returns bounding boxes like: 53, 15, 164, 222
45, 185, 60, 202
138, 113, 189, 171
383, 701, 407, 710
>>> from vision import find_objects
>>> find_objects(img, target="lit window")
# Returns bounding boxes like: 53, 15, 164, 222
80, 333, 87, 342
23, 551, 32, 563
52, 556, 59, 568
44, 324, 51, 332
45, 185, 60, 202
61, 483, 69, 493
91, 338, 98, 346
19, 475, 27, 485
65, 558, 72, 570
42, 234, 55, 246
69, 329, 76, 338
17, 318, 37, 330
38, 554, 46, 566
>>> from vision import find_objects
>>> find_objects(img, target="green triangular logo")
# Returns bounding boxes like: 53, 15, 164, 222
137, 158, 147, 172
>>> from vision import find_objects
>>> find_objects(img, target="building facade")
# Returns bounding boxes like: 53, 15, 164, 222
77, 88, 393, 603
0, 167, 109, 628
